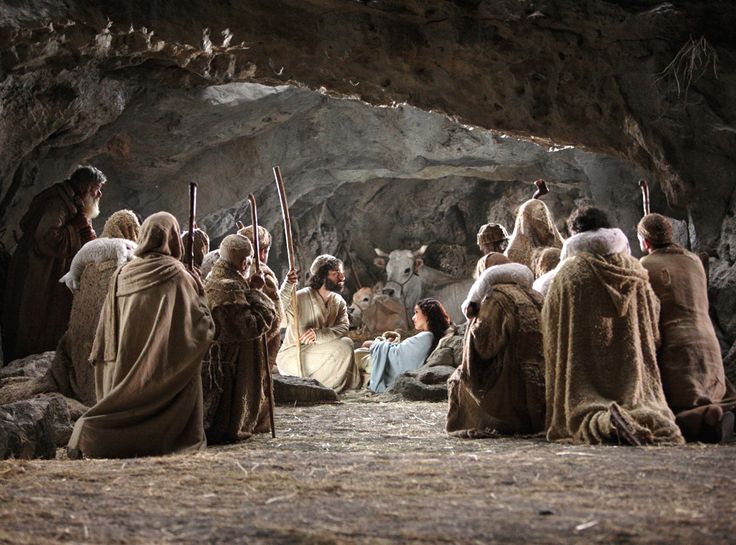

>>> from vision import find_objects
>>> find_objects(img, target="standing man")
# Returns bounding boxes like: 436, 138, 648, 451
276, 254, 360, 392
2, 165, 105, 362
638, 213, 735, 442
202, 234, 277, 443
473, 223, 510, 278
543, 206, 683, 446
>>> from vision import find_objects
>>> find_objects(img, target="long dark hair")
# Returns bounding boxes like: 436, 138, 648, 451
416, 298, 451, 352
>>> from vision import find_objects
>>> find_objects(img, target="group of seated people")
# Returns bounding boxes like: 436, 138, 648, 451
1, 166, 733, 459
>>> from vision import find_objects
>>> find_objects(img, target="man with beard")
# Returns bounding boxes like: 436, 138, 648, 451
276, 254, 360, 392
202, 234, 277, 442
2, 165, 105, 362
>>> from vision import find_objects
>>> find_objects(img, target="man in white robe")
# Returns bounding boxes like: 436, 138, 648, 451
276, 255, 359, 392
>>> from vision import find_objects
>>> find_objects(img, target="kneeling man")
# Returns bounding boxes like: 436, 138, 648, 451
447, 263, 545, 437
276, 255, 359, 392
203, 234, 277, 443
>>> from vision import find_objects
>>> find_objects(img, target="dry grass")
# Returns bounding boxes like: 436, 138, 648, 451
1, 395, 735, 544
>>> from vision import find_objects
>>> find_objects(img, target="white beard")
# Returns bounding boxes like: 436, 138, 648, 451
81, 193, 101, 219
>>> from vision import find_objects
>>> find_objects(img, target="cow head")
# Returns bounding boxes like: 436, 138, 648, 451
373, 245, 427, 302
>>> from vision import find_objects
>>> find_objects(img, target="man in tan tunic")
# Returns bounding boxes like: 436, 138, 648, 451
473, 223, 511, 279
447, 263, 545, 437
276, 255, 359, 392
543, 206, 683, 445
202, 235, 277, 443
2, 165, 105, 361
68, 212, 214, 458
638, 213, 735, 442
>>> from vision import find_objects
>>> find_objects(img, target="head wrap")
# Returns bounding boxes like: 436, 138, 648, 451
310, 254, 341, 276
102, 209, 140, 241
181, 228, 210, 267
477, 223, 509, 246
219, 234, 253, 265
134, 212, 183, 259
637, 213, 673, 246
237, 225, 272, 251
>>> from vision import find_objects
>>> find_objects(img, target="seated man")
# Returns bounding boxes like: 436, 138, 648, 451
276, 255, 359, 392
203, 234, 277, 443
638, 213, 735, 442
68, 212, 215, 458
473, 223, 511, 278
543, 206, 683, 445
447, 263, 545, 437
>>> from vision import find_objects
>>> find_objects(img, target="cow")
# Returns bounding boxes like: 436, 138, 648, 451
348, 284, 408, 337
374, 245, 473, 325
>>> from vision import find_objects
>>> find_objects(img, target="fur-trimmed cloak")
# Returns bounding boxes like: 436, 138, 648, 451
448, 265, 545, 436
543, 236, 683, 445
203, 259, 277, 443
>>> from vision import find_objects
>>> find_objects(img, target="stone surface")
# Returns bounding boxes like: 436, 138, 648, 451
272, 373, 339, 404
0, 351, 54, 379
0, 393, 71, 459
387, 364, 456, 402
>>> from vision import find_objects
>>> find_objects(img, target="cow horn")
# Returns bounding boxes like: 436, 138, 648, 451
375, 248, 389, 257
413, 244, 428, 257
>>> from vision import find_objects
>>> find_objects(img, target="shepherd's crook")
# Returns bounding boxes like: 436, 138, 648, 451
639, 179, 651, 216
273, 166, 304, 377
247, 193, 276, 438
186, 182, 198, 271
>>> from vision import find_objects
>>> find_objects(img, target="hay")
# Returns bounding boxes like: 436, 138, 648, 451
0, 398, 734, 544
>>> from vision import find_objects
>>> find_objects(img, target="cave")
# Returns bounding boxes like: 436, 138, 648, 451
1, 1, 735, 543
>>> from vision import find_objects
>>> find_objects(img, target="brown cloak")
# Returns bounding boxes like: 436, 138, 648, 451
69, 212, 215, 458
203, 259, 277, 443
543, 250, 683, 445
641, 245, 736, 440
2, 182, 85, 361
472, 252, 510, 279
447, 283, 545, 436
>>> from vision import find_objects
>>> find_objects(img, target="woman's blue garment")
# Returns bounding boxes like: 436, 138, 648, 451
368, 331, 434, 393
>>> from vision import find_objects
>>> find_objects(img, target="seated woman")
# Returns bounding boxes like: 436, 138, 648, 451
355, 298, 451, 393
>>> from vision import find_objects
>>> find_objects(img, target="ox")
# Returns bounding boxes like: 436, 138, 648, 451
374, 246, 473, 325
348, 285, 408, 337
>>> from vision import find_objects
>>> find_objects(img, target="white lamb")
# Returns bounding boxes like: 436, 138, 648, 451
59, 238, 138, 291
461, 263, 534, 319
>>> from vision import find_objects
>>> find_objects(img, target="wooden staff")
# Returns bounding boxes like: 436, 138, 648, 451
639, 179, 651, 216
186, 182, 198, 270
532, 179, 549, 199
248, 193, 276, 438
273, 166, 304, 376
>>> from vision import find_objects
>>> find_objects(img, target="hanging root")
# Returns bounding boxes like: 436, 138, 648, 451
656, 36, 719, 98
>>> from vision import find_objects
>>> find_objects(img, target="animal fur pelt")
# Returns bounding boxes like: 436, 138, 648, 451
461, 263, 533, 318
201, 250, 220, 279
533, 228, 630, 297
59, 238, 137, 290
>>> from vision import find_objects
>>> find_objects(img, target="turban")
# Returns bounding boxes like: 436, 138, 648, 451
310, 254, 341, 276
637, 213, 673, 246
477, 223, 509, 245
219, 234, 252, 265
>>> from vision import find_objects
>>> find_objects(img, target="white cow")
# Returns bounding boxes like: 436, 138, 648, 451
374, 245, 472, 325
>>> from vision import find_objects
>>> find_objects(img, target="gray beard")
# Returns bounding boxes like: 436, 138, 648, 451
81, 194, 101, 219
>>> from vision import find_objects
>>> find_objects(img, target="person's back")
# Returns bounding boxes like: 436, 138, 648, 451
68, 212, 214, 459
638, 213, 735, 441
543, 207, 683, 446
448, 263, 545, 436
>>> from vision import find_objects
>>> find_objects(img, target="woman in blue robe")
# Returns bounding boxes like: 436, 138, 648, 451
357, 298, 451, 393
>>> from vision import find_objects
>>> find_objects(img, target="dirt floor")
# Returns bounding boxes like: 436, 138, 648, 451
1, 393, 735, 545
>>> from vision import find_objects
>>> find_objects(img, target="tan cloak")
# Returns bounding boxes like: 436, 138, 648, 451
473, 252, 510, 279
203, 259, 277, 443
543, 250, 683, 445
447, 283, 545, 436
276, 283, 359, 392
641, 245, 736, 440
69, 212, 215, 458
2, 182, 84, 361
505, 199, 564, 275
